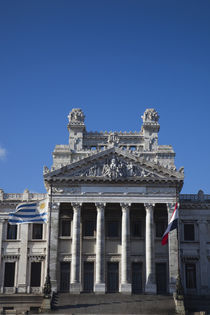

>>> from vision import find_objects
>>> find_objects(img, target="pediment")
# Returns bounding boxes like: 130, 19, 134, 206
44, 147, 184, 184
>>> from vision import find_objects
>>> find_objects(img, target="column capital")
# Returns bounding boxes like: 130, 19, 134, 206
166, 202, 177, 214
144, 203, 155, 211
71, 203, 82, 211
52, 202, 60, 211
120, 203, 131, 211
95, 203, 106, 210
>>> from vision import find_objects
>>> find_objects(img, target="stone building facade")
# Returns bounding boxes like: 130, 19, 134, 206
0, 108, 209, 310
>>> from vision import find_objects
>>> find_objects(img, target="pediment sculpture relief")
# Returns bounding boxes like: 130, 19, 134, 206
71, 156, 157, 179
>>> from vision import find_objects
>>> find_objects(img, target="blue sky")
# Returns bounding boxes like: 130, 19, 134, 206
0, 0, 210, 194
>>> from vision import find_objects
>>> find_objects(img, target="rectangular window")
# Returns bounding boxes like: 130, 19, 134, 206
4, 262, 15, 287
83, 220, 95, 237
186, 263, 196, 289
184, 224, 195, 241
30, 262, 41, 287
131, 221, 142, 237
32, 224, 43, 239
107, 221, 119, 237
61, 219, 71, 236
156, 221, 167, 238
7, 224, 17, 240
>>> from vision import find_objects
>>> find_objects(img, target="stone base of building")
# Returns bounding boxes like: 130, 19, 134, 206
120, 283, 132, 294
173, 293, 185, 315
70, 283, 81, 294
94, 283, 106, 294
145, 283, 157, 294
41, 297, 51, 312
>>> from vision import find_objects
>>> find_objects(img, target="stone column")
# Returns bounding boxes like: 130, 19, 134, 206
17, 224, 28, 293
198, 220, 208, 295
120, 203, 132, 294
49, 202, 60, 293
167, 203, 178, 294
94, 203, 106, 294
144, 203, 156, 294
70, 203, 81, 294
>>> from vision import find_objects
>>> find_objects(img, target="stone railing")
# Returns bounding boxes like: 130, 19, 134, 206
180, 190, 210, 202
0, 189, 47, 201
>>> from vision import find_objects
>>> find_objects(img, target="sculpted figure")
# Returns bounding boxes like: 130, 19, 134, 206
142, 108, 159, 123
127, 162, 134, 176
43, 166, 50, 174
68, 108, 85, 124
108, 132, 119, 147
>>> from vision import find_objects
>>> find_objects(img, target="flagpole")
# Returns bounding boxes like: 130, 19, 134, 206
176, 183, 184, 297
43, 182, 52, 298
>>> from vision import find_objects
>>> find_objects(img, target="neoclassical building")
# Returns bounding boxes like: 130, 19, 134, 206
0, 108, 209, 311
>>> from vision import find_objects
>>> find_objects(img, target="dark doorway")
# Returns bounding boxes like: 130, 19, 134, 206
30, 262, 41, 287
156, 263, 167, 294
60, 262, 70, 292
4, 262, 15, 287
107, 262, 119, 293
83, 262, 94, 292
132, 262, 142, 293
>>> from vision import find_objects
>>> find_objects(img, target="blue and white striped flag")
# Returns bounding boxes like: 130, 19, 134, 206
8, 200, 48, 224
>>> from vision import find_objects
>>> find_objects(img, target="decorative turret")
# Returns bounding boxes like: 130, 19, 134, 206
141, 108, 160, 152
67, 108, 86, 151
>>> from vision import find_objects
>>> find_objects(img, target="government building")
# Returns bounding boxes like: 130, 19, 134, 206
0, 108, 210, 313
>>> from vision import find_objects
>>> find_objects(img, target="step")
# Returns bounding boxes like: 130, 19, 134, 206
52, 293, 176, 314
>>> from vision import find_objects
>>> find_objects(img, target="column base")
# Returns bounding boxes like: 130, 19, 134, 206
94, 283, 106, 294
17, 284, 27, 293
51, 280, 58, 293
120, 283, 132, 294
70, 282, 81, 294
169, 283, 176, 294
145, 283, 157, 294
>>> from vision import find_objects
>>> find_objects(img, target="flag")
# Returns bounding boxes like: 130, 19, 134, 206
161, 202, 178, 245
8, 200, 48, 224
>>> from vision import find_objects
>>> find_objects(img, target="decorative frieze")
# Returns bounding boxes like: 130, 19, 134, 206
3, 255, 20, 261
28, 255, 46, 262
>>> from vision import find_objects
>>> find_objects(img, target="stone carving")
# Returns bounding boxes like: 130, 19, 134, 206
52, 187, 81, 194
149, 136, 158, 151
3, 255, 20, 261
70, 155, 156, 179
142, 108, 159, 123
197, 190, 204, 201
28, 255, 46, 262
178, 167, 184, 174
43, 166, 50, 174
108, 132, 119, 147
52, 187, 64, 193
68, 108, 85, 125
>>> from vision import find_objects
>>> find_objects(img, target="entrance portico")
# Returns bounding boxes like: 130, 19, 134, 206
48, 197, 179, 294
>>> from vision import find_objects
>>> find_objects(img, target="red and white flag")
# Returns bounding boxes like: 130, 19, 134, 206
161, 202, 178, 245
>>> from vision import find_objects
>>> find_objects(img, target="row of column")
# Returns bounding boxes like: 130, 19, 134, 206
50, 202, 178, 294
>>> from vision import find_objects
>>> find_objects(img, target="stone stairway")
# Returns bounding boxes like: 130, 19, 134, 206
184, 295, 210, 314
51, 293, 176, 314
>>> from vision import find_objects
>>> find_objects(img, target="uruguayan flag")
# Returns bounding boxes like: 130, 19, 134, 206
8, 200, 48, 224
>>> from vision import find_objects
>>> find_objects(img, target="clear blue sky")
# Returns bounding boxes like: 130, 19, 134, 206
0, 0, 210, 194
